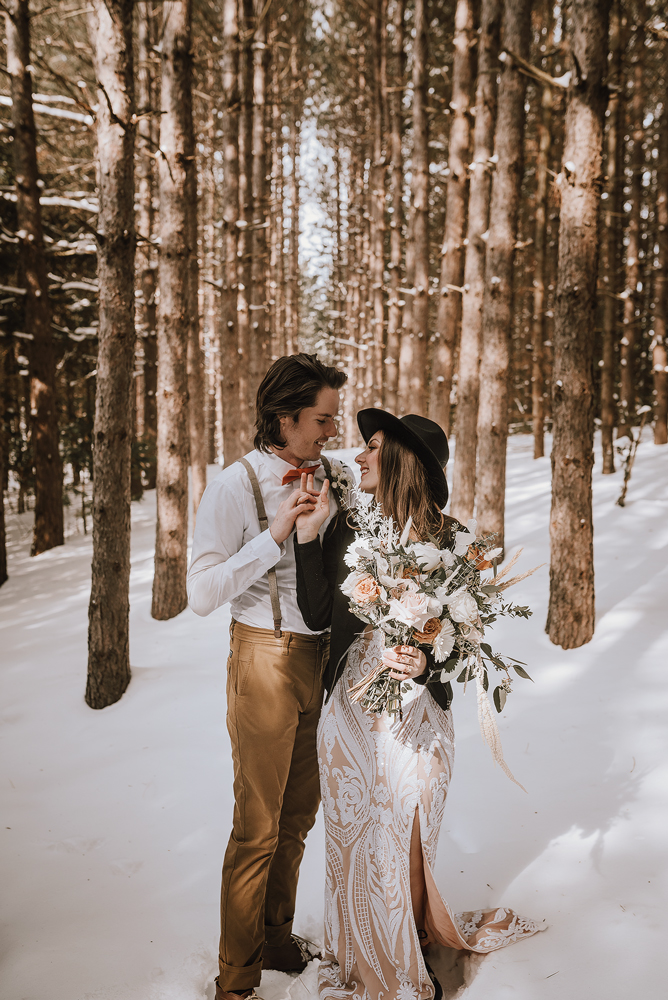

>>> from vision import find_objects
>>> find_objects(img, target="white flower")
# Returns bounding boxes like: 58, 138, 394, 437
427, 595, 444, 616
399, 516, 413, 547
453, 524, 476, 556
383, 590, 433, 630
409, 541, 443, 572
343, 538, 374, 568
433, 620, 456, 662
440, 548, 456, 568
341, 569, 365, 597
445, 590, 479, 624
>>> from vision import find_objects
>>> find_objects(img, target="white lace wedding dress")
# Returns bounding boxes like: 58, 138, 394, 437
317, 632, 542, 1000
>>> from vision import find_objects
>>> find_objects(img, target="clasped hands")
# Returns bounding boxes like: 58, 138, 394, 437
269, 472, 330, 545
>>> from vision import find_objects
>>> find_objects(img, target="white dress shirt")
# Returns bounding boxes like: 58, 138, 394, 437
187, 449, 344, 634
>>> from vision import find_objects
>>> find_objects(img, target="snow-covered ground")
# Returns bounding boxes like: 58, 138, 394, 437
1, 432, 667, 1000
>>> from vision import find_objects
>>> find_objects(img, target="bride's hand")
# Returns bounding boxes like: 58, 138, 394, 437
384, 645, 427, 681
295, 474, 331, 543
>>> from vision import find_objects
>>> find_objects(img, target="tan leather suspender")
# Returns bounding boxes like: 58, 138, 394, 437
239, 457, 283, 638
239, 455, 336, 639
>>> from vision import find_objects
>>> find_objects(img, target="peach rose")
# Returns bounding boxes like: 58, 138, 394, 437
351, 573, 381, 606
412, 617, 443, 645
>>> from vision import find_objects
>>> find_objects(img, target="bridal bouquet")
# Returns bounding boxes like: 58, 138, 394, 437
341, 487, 540, 788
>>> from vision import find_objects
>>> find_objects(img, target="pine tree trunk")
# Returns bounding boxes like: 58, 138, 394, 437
151, 1, 191, 621
546, 0, 610, 649
618, 20, 645, 439
136, 1, 157, 490
429, 0, 474, 433
220, 0, 241, 467
384, 0, 406, 413
237, 0, 254, 450
475, 0, 531, 550
600, 0, 623, 472
85, 0, 135, 707
369, 0, 386, 408
450, 0, 501, 524
398, 0, 429, 415
250, 0, 269, 394
185, 35, 207, 518
285, 35, 301, 356
530, 81, 552, 460
654, 80, 668, 445
6, 0, 64, 557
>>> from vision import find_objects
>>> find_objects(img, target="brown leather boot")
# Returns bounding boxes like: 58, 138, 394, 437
214, 978, 264, 1000
261, 934, 321, 973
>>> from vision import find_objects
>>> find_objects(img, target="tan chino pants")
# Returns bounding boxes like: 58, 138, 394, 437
218, 620, 328, 992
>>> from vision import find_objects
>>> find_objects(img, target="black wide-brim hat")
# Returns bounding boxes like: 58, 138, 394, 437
357, 409, 450, 510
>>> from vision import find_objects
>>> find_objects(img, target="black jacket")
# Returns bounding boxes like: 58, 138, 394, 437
294, 514, 459, 712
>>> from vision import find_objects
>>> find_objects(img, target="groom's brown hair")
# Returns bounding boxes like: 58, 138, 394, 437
254, 353, 347, 452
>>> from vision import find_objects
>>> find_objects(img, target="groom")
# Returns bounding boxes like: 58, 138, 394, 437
187, 354, 347, 1000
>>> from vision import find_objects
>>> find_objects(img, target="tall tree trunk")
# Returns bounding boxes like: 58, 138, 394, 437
136, 1, 158, 490
654, 78, 668, 445
530, 79, 552, 460
429, 0, 474, 433
450, 0, 500, 524
0, 342, 7, 586
184, 19, 206, 517
618, 17, 645, 439
600, 0, 623, 472
6, 0, 64, 557
398, 0, 429, 415
220, 0, 241, 467
546, 0, 610, 649
475, 0, 531, 550
384, 0, 406, 413
86, 0, 135, 708
285, 34, 301, 356
151, 1, 191, 621
237, 0, 254, 450
250, 0, 269, 395
368, 0, 386, 408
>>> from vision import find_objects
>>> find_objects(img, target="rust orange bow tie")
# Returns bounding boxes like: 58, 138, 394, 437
281, 464, 321, 486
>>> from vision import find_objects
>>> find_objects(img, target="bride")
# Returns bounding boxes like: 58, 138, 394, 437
294, 409, 541, 1000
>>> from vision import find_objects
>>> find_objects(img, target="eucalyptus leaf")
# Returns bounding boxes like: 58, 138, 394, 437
493, 685, 507, 713
513, 664, 533, 681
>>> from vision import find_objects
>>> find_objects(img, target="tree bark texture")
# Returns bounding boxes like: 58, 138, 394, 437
220, 0, 242, 467
285, 34, 301, 357
450, 0, 501, 524
6, 0, 64, 557
368, 0, 386, 408
398, 0, 429, 415
618, 20, 645, 438
136, 1, 157, 489
530, 81, 552, 460
600, 0, 624, 472
236, 0, 254, 451
183, 5, 206, 518
0, 342, 7, 586
429, 0, 474, 434
384, 0, 406, 414
653, 81, 668, 445
151, 1, 192, 621
249, 0, 269, 395
85, 0, 135, 708
546, 0, 610, 649
475, 0, 531, 548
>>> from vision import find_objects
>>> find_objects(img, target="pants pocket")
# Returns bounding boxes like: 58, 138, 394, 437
228, 638, 254, 697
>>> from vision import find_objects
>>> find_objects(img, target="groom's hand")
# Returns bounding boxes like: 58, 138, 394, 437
296, 473, 331, 543
270, 489, 317, 545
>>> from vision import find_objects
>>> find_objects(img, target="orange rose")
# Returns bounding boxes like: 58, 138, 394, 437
412, 617, 443, 645
351, 574, 381, 605
466, 543, 493, 570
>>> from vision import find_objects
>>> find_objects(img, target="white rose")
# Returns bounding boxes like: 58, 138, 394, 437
409, 541, 443, 572
383, 589, 433, 630
446, 590, 479, 625
428, 596, 444, 616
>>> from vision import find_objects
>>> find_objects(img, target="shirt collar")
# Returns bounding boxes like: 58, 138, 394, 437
262, 449, 324, 484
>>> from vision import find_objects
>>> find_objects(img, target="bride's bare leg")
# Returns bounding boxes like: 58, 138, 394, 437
410, 808, 429, 943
